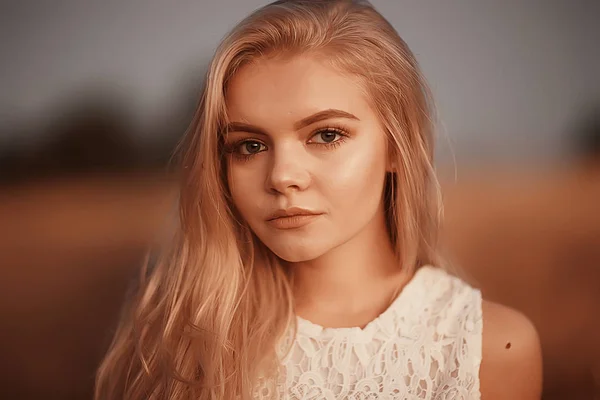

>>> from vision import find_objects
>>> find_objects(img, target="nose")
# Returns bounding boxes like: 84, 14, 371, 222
267, 146, 311, 195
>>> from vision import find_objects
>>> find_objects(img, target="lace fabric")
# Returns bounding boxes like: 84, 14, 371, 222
257, 266, 483, 400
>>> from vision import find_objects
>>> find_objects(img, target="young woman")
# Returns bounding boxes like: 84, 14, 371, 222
95, 1, 543, 398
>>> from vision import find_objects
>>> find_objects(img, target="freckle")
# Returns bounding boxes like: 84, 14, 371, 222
505, 342, 511, 349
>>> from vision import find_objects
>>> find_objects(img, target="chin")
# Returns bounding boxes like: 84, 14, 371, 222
264, 239, 330, 263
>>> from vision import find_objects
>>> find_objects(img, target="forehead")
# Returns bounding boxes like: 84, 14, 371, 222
225, 55, 373, 127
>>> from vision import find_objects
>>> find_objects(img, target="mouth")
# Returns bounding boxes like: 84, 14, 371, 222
266, 208, 324, 229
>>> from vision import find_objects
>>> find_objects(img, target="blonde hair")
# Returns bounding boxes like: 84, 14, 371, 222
94, 0, 443, 399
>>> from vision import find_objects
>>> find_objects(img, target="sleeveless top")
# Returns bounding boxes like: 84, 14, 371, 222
256, 265, 483, 399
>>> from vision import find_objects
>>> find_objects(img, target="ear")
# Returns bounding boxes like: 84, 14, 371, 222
386, 158, 397, 173
385, 139, 398, 173
386, 147, 398, 173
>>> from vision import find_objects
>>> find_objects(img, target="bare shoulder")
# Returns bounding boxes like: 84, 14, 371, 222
480, 299, 543, 400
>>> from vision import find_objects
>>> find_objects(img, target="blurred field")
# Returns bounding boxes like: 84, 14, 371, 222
0, 173, 177, 399
0, 163, 599, 399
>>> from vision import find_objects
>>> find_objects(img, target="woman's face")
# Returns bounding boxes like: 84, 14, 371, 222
224, 54, 390, 262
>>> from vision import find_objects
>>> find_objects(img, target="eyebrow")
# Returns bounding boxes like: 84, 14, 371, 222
224, 109, 360, 134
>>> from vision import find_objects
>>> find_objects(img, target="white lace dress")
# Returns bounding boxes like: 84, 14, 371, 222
261, 265, 483, 399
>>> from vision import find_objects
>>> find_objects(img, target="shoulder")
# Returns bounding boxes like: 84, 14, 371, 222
480, 299, 543, 399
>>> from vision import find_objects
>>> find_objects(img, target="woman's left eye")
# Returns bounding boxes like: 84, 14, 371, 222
310, 129, 344, 144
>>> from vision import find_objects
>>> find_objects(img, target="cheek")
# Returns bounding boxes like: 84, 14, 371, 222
227, 162, 264, 218
322, 139, 387, 207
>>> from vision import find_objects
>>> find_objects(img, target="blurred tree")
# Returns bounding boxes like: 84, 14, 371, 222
573, 103, 600, 162
0, 92, 141, 184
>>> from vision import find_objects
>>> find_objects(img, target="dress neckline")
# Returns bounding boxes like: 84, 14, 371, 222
295, 265, 434, 341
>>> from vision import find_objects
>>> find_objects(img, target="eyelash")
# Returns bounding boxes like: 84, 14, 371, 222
225, 126, 350, 162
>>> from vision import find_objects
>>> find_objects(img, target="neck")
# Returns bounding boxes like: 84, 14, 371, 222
289, 206, 411, 321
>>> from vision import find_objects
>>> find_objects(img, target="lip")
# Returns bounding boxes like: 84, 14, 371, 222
266, 207, 323, 230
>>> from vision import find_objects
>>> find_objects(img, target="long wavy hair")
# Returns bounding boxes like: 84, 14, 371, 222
94, 1, 443, 399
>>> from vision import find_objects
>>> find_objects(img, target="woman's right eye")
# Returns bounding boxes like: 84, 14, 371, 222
238, 140, 267, 155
